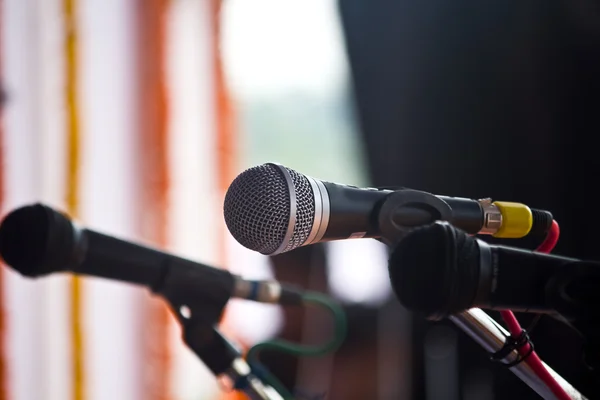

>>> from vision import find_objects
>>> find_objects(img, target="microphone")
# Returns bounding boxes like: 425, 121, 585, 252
0, 203, 303, 400
0, 203, 302, 305
387, 221, 600, 320
223, 163, 553, 256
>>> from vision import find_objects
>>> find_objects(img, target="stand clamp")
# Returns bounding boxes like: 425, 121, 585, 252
151, 258, 285, 400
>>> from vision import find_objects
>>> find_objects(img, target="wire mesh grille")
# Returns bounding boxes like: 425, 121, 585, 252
223, 163, 316, 254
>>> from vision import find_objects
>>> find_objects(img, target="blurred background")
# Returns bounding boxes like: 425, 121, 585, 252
0, 0, 599, 399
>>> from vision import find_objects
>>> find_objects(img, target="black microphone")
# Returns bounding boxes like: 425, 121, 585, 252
0, 203, 302, 305
223, 163, 553, 256
387, 221, 600, 320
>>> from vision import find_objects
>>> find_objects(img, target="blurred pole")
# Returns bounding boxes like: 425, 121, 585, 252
266, 244, 338, 397
295, 246, 335, 398
377, 300, 411, 400
423, 325, 459, 400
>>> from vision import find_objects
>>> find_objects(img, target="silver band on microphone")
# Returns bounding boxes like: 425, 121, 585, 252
269, 163, 297, 255
305, 176, 330, 246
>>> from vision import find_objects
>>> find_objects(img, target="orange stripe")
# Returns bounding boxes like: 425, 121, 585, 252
0, 0, 7, 397
210, 0, 235, 301
212, 0, 237, 196
136, 0, 172, 399
63, 0, 85, 398
210, 1, 246, 399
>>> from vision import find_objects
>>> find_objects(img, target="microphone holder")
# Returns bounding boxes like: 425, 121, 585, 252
377, 190, 585, 400
152, 262, 285, 400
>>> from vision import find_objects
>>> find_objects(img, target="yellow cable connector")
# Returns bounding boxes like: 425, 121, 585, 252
493, 201, 533, 238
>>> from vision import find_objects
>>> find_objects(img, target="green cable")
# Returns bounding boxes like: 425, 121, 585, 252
246, 292, 347, 399
247, 292, 347, 360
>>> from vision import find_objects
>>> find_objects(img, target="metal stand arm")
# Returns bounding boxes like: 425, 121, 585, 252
450, 309, 585, 400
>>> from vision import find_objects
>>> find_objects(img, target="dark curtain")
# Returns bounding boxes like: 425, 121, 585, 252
338, 0, 600, 399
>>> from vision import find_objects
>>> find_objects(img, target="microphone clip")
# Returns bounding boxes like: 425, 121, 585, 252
151, 260, 284, 399
378, 189, 454, 245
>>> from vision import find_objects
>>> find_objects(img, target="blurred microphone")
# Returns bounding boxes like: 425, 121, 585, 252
387, 221, 599, 320
0, 203, 302, 305
223, 163, 553, 256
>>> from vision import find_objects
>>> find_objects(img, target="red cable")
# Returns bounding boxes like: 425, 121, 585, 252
500, 220, 571, 400
536, 220, 560, 254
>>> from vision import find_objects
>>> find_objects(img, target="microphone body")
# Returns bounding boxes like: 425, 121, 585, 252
318, 181, 484, 241
388, 222, 595, 320
316, 181, 383, 241
223, 163, 552, 256
0, 204, 301, 305
477, 244, 576, 313
77, 229, 201, 288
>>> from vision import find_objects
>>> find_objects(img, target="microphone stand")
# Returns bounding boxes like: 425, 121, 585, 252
376, 190, 585, 399
152, 261, 285, 400
450, 309, 585, 400
452, 260, 600, 400
182, 325, 284, 400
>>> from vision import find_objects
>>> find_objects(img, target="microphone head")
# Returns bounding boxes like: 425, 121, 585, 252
224, 163, 324, 255
0, 204, 78, 277
388, 222, 480, 320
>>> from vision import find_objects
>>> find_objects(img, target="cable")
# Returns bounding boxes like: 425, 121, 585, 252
500, 220, 571, 400
536, 220, 560, 254
245, 292, 347, 399
247, 292, 346, 363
